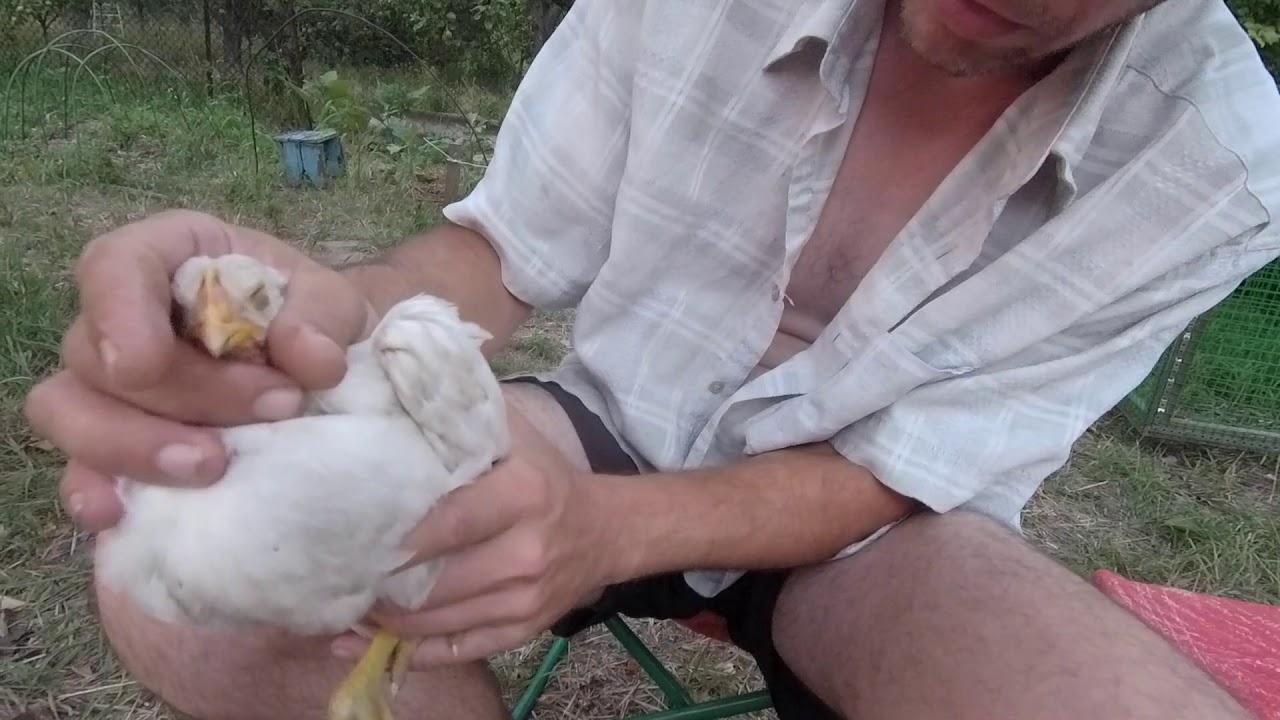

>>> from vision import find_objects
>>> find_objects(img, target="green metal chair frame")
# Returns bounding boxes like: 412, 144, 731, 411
511, 615, 774, 720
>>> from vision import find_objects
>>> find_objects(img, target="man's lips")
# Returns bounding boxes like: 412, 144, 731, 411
935, 0, 1027, 40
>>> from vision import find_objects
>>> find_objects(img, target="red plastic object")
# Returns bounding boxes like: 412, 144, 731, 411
678, 610, 733, 644
1093, 570, 1280, 719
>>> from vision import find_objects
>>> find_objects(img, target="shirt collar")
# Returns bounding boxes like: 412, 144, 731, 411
764, 0, 879, 109
764, 1, 1144, 199
1043, 17, 1144, 183
977, 15, 1142, 203
764, 0, 855, 67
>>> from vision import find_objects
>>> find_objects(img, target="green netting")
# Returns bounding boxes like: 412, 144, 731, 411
1121, 259, 1280, 453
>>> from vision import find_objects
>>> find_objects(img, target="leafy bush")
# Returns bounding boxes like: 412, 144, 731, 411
2, 0, 79, 40
297, 0, 528, 86
297, 69, 371, 133
1228, 0, 1280, 75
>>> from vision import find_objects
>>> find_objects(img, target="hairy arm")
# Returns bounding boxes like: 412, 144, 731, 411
597, 444, 916, 581
374, 434, 920, 664
340, 223, 532, 357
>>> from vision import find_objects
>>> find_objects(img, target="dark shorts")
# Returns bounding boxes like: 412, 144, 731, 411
503, 376, 841, 720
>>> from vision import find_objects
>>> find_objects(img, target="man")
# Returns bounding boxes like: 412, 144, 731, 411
23, 0, 1280, 718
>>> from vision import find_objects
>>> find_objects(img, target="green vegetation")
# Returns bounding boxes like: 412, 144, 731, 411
1231, 0, 1280, 73
1028, 422, 1279, 605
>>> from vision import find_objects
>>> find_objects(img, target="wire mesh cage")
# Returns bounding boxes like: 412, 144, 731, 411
1121, 259, 1280, 454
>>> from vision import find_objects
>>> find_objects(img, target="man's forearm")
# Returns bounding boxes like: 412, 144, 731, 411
341, 223, 531, 357
595, 444, 917, 583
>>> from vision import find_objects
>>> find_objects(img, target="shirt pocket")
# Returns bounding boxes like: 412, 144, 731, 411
742, 329, 966, 454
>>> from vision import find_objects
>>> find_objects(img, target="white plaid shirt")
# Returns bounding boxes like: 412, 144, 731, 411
445, 0, 1280, 596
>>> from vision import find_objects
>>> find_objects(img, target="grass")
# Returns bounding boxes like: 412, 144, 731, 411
1, 65, 1278, 720
1026, 420, 1280, 603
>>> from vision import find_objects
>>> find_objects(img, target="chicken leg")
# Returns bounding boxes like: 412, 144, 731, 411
388, 637, 422, 698
328, 630, 404, 720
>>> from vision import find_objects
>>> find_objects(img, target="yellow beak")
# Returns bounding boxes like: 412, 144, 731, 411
194, 267, 265, 359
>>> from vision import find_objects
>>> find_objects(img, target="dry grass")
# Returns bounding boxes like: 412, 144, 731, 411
1024, 418, 1280, 603
491, 621, 770, 720
1, 70, 1277, 720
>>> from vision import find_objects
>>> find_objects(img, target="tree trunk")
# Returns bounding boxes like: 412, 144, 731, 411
281, 0, 311, 128
203, 0, 214, 92
527, 0, 570, 62
221, 0, 248, 68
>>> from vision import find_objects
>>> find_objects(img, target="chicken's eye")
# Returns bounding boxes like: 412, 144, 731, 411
247, 285, 269, 313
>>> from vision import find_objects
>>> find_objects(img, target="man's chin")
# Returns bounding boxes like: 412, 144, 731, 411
899, 4, 1047, 77
907, 29, 1046, 77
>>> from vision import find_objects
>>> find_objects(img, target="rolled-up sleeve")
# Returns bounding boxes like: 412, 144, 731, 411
831, 231, 1280, 519
443, 0, 633, 310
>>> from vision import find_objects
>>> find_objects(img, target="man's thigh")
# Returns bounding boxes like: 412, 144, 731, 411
500, 381, 593, 472
772, 511, 1248, 720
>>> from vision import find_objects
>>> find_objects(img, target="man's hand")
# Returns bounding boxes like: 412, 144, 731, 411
332, 408, 624, 667
23, 210, 372, 532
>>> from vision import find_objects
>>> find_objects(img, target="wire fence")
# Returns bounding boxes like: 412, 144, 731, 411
4, 2, 271, 84
1, 1, 560, 101
1123, 261, 1280, 454
0, 0, 559, 170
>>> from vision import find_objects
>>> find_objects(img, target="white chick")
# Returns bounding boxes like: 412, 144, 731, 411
97, 254, 509, 720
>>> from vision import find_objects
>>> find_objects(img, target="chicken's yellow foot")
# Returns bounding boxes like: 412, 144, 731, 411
388, 637, 420, 699
328, 629, 402, 720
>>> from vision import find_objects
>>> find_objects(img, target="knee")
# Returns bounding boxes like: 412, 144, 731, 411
94, 572, 506, 720
499, 382, 592, 472
93, 573, 311, 720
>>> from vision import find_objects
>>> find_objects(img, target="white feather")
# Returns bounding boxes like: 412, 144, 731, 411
99, 256, 507, 637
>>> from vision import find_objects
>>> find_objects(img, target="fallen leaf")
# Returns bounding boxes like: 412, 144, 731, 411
0, 595, 27, 611
9, 708, 54, 720
0, 610, 32, 657
1162, 514, 1209, 537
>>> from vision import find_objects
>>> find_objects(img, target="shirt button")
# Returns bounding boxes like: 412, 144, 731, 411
771, 285, 781, 302
708, 381, 725, 394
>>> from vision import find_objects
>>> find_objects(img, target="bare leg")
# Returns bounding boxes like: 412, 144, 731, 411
773, 511, 1249, 720
94, 572, 506, 720
93, 385, 593, 720
500, 381, 593, 472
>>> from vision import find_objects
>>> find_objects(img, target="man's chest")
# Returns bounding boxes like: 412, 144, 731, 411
785, 148, 919, 325
784, 87, 1010, 330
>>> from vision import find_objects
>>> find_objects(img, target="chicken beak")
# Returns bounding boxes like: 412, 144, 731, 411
194, 267, 265, 358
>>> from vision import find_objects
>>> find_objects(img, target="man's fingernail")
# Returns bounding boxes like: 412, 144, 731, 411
299, 324, 340, 354
253, 388, 304, 421
155, 444, 209, 483
68, 492, 86, 516
99, 340, 119, 377
332, 640, 362, 659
